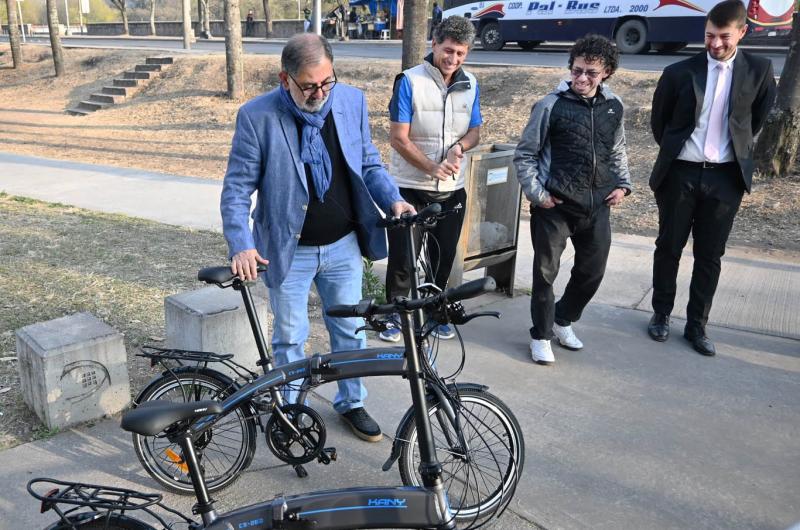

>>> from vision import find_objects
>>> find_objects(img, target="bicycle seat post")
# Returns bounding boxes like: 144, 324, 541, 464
177, 430, 219, 526
233, 280, 273, 374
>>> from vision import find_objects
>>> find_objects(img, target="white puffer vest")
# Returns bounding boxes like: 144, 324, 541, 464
390, 61, 477, 193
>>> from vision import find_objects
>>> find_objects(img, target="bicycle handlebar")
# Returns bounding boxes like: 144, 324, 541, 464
326, 277, 496, 319
377, 202, 443, 229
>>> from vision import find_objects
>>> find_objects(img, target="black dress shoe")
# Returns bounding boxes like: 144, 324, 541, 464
648, 313, 670, 342
684, 326, 716, 356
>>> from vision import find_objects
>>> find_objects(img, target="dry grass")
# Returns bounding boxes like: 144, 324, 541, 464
2, 44, 797, 251
0, 193, 231, 448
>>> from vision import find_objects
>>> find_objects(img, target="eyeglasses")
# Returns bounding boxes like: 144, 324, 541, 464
288, 71, 337, 96
570, 68, 603, 79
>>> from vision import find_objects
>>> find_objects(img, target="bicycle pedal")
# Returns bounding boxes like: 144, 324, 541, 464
293, 464, 308, 478
317, 447, 337, 464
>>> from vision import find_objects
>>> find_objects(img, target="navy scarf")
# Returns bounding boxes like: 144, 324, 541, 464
279, 85, 336, 202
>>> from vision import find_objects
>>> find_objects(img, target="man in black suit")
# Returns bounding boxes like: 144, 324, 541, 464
647, 0, 776, 356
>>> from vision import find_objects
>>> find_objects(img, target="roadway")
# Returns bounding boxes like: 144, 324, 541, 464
1, 35, 788, 74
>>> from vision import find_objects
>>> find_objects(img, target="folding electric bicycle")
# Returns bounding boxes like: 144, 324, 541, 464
130, 205, 524, 523
29, 276, 516, 529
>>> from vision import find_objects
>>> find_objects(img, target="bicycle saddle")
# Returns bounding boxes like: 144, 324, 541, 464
197, 265, 268, 285
121, 400, 223, 436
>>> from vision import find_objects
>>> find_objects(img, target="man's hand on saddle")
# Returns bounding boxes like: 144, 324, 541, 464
231, 249, 269, 281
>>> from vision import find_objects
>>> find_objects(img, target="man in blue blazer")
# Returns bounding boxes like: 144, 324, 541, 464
221, 34, 413, 442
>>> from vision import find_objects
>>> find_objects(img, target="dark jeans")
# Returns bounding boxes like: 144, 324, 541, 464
385, 187, 467, 301
652, 160, 743, 329
529, 205, 611, 340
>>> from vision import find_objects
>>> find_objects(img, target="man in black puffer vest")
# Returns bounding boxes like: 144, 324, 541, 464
514, 35, 632, 366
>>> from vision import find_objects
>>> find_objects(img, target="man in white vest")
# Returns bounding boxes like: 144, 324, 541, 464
379, 15, 482, 343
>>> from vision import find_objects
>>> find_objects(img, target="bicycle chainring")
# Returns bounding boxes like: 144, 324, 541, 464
265, 404, 326, 465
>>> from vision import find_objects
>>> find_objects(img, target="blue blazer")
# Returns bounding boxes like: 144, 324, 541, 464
221, 84, 403, 288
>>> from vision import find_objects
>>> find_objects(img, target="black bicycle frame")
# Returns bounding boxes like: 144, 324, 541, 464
175, 307, 456, 530
188, 345, 406, 435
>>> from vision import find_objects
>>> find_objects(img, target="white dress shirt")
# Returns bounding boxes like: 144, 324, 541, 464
677, 51, 737, 163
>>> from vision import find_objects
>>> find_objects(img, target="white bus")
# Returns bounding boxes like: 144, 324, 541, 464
442, 0, 795, 53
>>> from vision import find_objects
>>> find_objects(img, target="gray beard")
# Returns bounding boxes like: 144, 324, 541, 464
299, 94, 329, 113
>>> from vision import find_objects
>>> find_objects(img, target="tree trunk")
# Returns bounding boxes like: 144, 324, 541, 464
45, 0, 65, 76
5, 0, 23, 68
401, 0, 427, 70
122, 7, 129, 35
202, 0, 211, 36
262, 0, 272, 38
224, 0, 244, 99
182, 0, 192, 49
149, 0, 156, 35
755, 13, 800, 178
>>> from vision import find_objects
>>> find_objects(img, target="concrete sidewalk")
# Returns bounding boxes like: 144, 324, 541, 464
1, 152, 799, 529
1, 151, 798, 340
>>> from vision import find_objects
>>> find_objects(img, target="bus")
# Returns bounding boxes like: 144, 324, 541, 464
442, 0, 795, 53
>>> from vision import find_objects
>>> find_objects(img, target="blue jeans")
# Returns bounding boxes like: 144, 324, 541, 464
267, 231, 367, 414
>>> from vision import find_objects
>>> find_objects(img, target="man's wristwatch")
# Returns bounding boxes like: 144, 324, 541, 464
456, 141, 465, 152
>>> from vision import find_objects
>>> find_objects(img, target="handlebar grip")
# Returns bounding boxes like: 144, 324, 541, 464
443, 277, 497, 303
416, 202, 442, 219
326, 304, 362, 318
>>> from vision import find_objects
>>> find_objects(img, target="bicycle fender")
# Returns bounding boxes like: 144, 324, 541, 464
132, 367, 239, 406
381, 382, 489, 471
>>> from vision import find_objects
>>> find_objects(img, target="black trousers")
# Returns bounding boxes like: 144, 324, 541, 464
385, 187, 467, 301
530, 205, 611, 340
652, 160, 744, 328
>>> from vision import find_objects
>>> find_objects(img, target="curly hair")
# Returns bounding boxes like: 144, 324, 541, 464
432, 15, 476, 47
568, 34, 619, 78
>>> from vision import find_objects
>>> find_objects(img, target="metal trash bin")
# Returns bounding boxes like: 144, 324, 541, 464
448, 143, 521, 296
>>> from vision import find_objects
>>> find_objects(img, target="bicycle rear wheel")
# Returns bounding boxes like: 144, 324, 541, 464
132, 372, 257, 494
398, 388, 524, 522
46, 512, 154, 529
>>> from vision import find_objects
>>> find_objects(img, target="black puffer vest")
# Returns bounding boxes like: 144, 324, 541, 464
546, 90, 624, 215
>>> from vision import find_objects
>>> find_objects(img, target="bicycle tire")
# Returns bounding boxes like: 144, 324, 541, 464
131, 372, 257, 495
398, 388, 524, 522
46, 512, 155, 530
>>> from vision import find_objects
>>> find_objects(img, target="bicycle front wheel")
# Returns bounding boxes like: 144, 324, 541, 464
398, 387, 525, 522
131, 372, 257, 494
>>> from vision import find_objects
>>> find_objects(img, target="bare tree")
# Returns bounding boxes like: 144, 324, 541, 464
4, 0, 23, 68
149, 0, 156, 35
181, 0, 192, 48
108, 0, 129, 35
262, 0, 272, 38
755, 13, 800, 178
401, 0, 427, 70
224, 0, 244, 99
45, 0, 65, 76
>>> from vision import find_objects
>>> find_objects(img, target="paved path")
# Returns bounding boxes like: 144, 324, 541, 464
1, 152, 798, 529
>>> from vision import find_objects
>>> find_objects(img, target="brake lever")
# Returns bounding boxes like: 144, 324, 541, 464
357, 318, 390, 334
459, 311, 501, 325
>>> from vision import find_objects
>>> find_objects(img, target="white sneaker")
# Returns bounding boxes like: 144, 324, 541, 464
553, 324, 583, 350
530, 339, 555, 365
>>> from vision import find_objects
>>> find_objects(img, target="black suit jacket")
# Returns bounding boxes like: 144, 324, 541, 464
649, 51, 776, 193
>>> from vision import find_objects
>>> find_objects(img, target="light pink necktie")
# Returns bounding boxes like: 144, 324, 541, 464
703, 63, 729, 162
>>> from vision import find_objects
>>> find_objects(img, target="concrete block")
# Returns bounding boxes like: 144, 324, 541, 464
15, 312, 131, 430
165, 284, 271, 379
